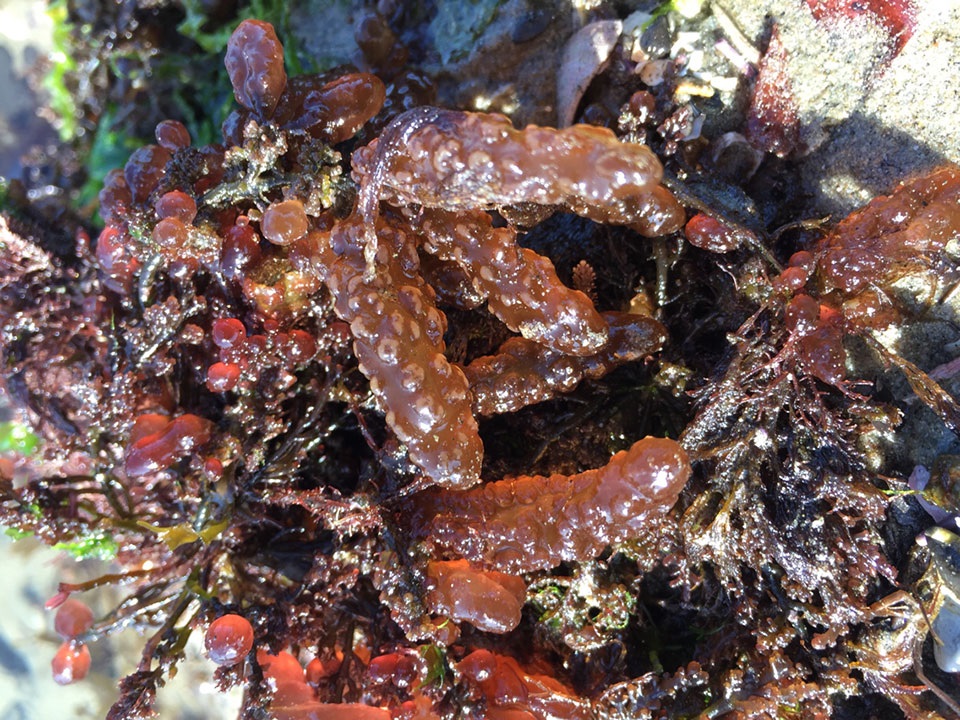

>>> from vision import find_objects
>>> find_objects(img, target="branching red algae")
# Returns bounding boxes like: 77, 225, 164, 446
814, 164, 960, 328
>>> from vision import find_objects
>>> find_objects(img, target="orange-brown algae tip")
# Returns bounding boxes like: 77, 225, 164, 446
424, 559, 527, 634
413, 436, 692, 574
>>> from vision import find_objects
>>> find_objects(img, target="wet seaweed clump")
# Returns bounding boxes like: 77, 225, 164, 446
2, 16, 960, 720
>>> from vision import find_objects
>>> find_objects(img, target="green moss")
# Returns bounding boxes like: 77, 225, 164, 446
3, 527, 34, 541
418, 644, 447, 686
42, 0, 80, 141
0, 422, 40, 456
53, 530, 119, 561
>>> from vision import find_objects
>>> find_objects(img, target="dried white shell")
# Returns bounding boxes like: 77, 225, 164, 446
926, 526, 960, 673
556, 19, 622, 127
933, 597, 960, 673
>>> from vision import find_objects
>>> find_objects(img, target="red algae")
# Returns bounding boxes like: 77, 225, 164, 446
11, 15, 957, 720
124, 144, 171, 204
745, 27, 800, 157
457, 650, 591, 720
124, 414, 214, 477
207, 362, 242, 392
352, 108, 681, 234
16, 11, 691, 707
96, 224, 140, 293
205, 614, 254, 666
684, 213, 749, 253
154, 119, 191, 151
225, 19, 287, 119
424, 559, 526, 633
212, 318, 247, 349
367, 650, 423, 689
220, 224, 262, 281
414, 437, 691, 573
814, 164, 960, 327
98, 168, 133, 225
274, 704, 390, 720
155, 191, 197, 224
311, 214, 482, 489
465, 311, 667, 416
51, 642, 91, 685
294, 73, 386, 143
416, 208, 609, 356
262, 200, 309, 246
258, 649, 306, 683
54, 599, 94, 638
